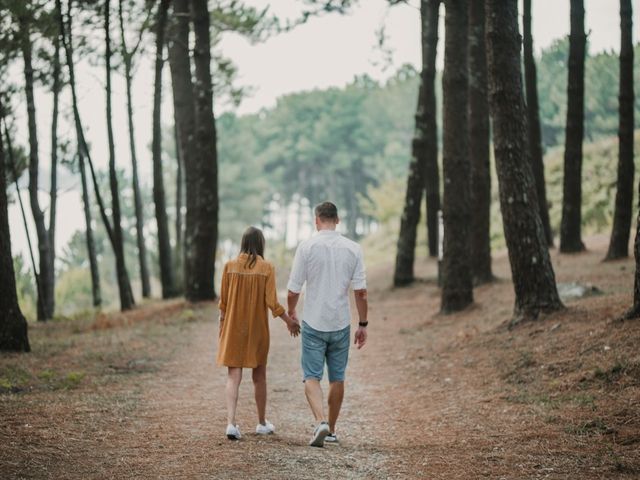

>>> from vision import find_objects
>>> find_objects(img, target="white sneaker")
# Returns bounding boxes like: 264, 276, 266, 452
256, 421, 275, 435
309, 422, 330, 447
325, 432, 339, 444
226, 424, 241, 440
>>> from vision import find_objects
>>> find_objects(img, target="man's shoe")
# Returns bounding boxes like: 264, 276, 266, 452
256, 421, 275, 435
226, 424, 242, 440
309, 421, 330, 447
325, 432, 339, 444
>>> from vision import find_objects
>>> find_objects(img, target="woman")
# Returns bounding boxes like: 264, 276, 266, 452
217, 226, 300, 440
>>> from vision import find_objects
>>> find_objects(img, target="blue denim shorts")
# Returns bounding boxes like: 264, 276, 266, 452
301, 322, 351, 382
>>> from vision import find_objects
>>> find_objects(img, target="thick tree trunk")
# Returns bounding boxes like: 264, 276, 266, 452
19, 16, 55, 321
560, 0, 586, 253
468, 0, 493, 285
394, 0, 440, 286
152, 0, 177, 299
0, 106, 30, 352
105, 0, 134, 311
440, 0, 472, 313
485, 0, 564, 323
523, 0, 553, 247
189, 0, 219, 301
168, 0, 198, 297
118, 0, 151, 298
78, 150, 101, 307
606, 0, 635, 261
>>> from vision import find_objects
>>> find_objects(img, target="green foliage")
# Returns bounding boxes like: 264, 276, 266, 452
13, 255, 37, 321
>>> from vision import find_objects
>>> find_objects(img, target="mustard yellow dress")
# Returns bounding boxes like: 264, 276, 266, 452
216, 253, 286, 368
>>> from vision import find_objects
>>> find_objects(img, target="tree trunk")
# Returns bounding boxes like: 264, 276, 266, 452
523, 0, 553, 247
168, 0, 197, 297
118, 0, 151, 298
468, 0, 493, 285
78, 149, 101, 307
105, 0, 134, 310
188, 0, 219, 301
0, 103, 30, 352
19, 16, 55, 321
394, 0, 440, 286
174, 123, 184, 294
560, 0, 586, 253
485, 0, 564, 323
49, 28, 61, 292
152, 0, 176, 299
423, 0, 441, 259
440, 0, 472, 313
606, 0, 635, 261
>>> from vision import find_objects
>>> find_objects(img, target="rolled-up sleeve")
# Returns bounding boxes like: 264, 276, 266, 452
218, 263, 229, 313
351, 248, 367, 290
287, 244, 307, 293
266, 265, 286, 317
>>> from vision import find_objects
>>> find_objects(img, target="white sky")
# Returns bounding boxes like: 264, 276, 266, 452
7, 0, 639, 263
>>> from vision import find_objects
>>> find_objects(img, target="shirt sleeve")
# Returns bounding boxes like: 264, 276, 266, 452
351, 247, 367, 290
287, 244, 307, 293
266, 265, 286, 317
218, 263, 229, 313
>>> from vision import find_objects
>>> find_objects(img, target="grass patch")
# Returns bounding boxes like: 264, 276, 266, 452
593, 359, 640, 385
0, 365, 31, 393
565, 418, 613, 436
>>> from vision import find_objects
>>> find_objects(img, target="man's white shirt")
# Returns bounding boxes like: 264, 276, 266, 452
287, 230, 367, 332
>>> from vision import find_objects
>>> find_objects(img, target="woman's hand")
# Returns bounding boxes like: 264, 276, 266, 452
281, 313, 300, 337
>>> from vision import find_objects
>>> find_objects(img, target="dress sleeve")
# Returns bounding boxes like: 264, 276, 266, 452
287, 244, 307, 293
266, 265, 286, 317
218, 263, 229, 313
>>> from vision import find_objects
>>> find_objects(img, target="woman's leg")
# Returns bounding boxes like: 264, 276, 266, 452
252, 365, 267, 425
226, 367, 243, 426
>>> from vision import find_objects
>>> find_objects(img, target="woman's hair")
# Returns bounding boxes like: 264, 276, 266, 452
240, 226, 265, 269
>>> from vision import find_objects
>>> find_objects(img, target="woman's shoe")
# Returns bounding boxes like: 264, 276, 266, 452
255, 421, 275, 435
226, 424, 242, 440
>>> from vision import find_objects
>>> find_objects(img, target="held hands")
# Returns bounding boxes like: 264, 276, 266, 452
354, 326, 367, 349
284, 311, 301, 337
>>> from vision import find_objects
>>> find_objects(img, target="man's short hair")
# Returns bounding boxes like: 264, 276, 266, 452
315, 202, 338, 221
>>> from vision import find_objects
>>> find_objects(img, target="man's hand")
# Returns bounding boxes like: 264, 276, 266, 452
354, 326, 367, 349
287, 318, 301, 337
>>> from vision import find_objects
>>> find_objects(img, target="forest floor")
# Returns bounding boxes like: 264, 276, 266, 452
1, 234, 640, 479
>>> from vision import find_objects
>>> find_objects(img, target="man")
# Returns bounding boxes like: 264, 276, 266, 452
287, 201, 368, 447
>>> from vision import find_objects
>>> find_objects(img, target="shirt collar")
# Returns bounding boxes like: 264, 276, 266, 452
315, 229, 340, 236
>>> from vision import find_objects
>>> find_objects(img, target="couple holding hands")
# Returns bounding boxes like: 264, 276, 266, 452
216, 202, 368, 447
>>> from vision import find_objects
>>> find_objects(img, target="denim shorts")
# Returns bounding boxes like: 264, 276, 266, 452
301, 321, 351, 382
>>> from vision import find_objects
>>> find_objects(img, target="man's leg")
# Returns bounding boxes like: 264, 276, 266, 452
226, 367, 243, 426
252, 365, 267, 425
327, 381, 344, 433
304, 379, 326, 422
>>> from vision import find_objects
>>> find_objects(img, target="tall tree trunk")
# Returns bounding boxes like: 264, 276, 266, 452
560, 0, 586, 253
105, 0, 134, 310
0, 103, 30, 352
19, 16, 55, 321
174, 123, 184, 294
152, 0, 176, 299
58, 0, 132, 306
118, 0, 151, 298
49, 28, 60, 293
468, 0, 493, 285
393, 0, 440, 286
423, 0, 441, 259
189, 0, 219, 301
485, 0, 564, 323
168, 0, 197, 297
606, 0, 635, 261
78, 149, 101, 307
523, 0, 553, 247
440, 0, 472, 313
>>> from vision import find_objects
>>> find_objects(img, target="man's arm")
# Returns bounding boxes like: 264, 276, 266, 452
286, 244, 306, 322
288, 290, 301, 321
353, 289, 368, 349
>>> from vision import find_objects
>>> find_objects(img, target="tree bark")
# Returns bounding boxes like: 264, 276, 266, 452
152, 0, 177, 299
523, 0, 553, 247
393, 0, 440, 286
468, 0, 493, 285
485, 0, 564, 323
118, 0, 151, 298
560, 0, 586, 253
0, 102, 30, 352
440, 0, 472, 313
606, 0, 635, 261
19, 15, 55, 321
174, 123, 184, 294
49, 27, 61, 292
78, 149, 101, 307
105, 0, 134, 310
188, 0, 219, 301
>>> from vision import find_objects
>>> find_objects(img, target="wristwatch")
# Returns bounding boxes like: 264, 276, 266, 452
358, 321, 368, 327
